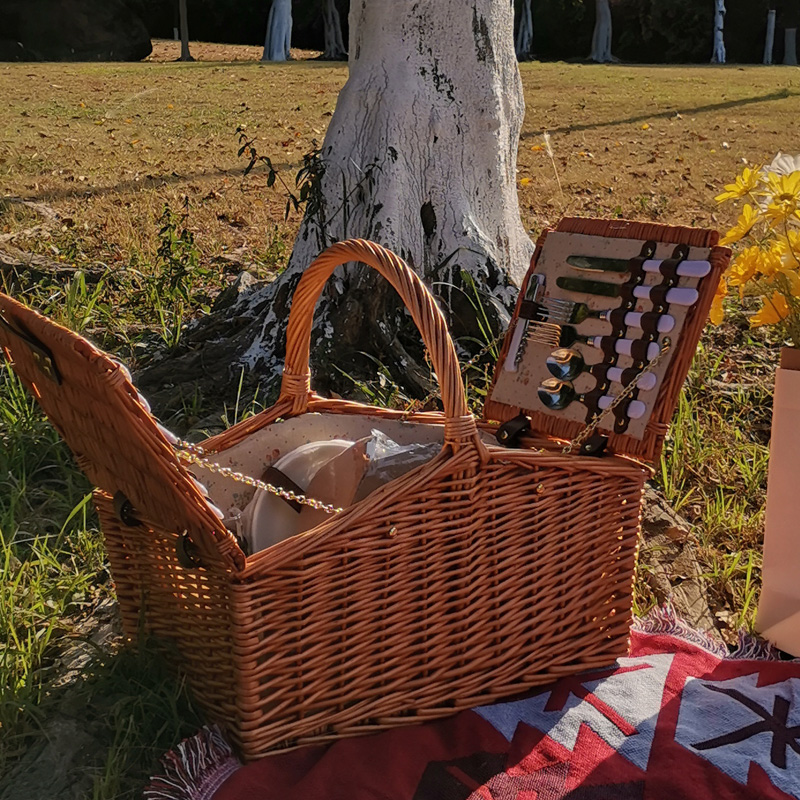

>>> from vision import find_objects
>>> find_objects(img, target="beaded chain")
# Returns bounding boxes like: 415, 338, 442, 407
175, 438, 345, 516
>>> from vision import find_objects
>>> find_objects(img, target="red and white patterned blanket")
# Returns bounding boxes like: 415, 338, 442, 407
148, 610, 800, 800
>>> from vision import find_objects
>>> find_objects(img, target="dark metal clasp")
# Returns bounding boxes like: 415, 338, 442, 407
0, 309, 61, 384
496, 413, 531, 448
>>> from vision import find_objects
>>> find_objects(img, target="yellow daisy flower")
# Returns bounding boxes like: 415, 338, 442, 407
756, 246, 784, 278
719, 204, 760, 246
715, 166, 762, 203
772, 230, 800, 271
782, 269, 800, 298
726, 245, 762, 289
762, 172, 800, 226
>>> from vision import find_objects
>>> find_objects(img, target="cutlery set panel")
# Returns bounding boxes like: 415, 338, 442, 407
491, 230, 718, 439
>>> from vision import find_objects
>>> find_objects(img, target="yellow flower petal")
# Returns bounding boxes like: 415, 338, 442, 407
709, 277, 727, 326
715, 166, 762, 203
749, 292, 791, 327
719, 203, 760, 246
726, 245, 762, 287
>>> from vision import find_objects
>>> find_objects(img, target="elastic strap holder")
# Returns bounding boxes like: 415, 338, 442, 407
518, 299, 542, 320
588, 362, 611, 393
613, 401, 633, 434
582, 388, 607, 424
638, 312, 664, 337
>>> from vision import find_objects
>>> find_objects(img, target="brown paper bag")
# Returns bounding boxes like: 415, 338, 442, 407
756, 348, 800, 656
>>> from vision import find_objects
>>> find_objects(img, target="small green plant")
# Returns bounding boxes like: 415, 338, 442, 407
144, 200, 212, 350
237, 127, 326, 221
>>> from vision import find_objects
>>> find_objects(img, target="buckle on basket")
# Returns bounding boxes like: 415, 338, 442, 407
578, 434, 609, 457
496, 413, 531, 448
113, 490, 142, 527
176, 531, 203, 570
0, 309, 61, 384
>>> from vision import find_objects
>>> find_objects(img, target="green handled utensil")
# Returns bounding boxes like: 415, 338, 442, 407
556, 276, 699, 306
567, 255, 711, 278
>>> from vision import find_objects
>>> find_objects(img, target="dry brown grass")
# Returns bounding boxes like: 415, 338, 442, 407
2, 51, 799, 273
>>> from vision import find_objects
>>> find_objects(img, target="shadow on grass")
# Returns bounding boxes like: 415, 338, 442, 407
0, 638, 205, 800
11, 160, 294, 206
521, 87, 799, 137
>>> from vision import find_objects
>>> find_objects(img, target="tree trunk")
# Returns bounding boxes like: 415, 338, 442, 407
711, 0, 726, 63
142, 0, 534, 402
590, 0, 613, 63
263, 0, 293, 62
178, 0, 193, 62
785, 27, 798, 65
322, 0, 347, 60
515, 0, 534, 60
764, 9, 776, 65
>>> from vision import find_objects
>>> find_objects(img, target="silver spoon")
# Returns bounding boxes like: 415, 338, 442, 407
545, 348, 657, 391
537, 377, 647, 419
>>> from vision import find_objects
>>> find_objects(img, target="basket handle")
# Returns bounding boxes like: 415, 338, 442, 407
279, 239, 482, 451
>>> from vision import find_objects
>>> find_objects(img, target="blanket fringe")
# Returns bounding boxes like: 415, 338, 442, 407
635, 603, 799, 662
145, 725, 241, 800
633, 603, 729, 657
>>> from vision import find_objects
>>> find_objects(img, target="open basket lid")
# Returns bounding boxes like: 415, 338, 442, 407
0, 292, 245, 572
483, 217, 731, 465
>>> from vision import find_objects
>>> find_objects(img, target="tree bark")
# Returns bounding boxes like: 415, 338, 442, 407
263, 0, 293, 62
711, 0, 726, 63
322, 0, 347, 60
590, 0, 613, 63
785, 27, 798, 66
178, 0, 193, 62
515, 0, 534, 60
764, 9, 776, 65
142, 0, 534, 402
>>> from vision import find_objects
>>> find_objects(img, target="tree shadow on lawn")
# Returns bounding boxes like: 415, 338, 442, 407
521, 87, 799, 138
14, 161, 294, 206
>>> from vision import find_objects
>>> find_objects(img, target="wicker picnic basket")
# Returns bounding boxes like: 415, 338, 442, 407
0, 221, 727, 760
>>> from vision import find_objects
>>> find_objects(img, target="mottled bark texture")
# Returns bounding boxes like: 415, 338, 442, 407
515, 0, 534, 60
178, 0, 193, 61
711, 0, 726, 64
590, 0, 613, 63
322, 0, 346, 60
263, 0, 292, 62
764, 9, 776, 65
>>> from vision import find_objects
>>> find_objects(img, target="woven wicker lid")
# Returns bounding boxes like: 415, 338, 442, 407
484, 217, 731, 465
0, 292, 245, 571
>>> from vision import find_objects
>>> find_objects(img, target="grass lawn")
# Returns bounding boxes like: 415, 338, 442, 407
1, 47, 798, 796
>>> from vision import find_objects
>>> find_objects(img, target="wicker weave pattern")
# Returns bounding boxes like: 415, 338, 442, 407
0, 238, 649, 760
0, 298, 243, 570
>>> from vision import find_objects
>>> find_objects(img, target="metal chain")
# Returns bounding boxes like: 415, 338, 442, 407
172, 337, 504, 518
562, 337, 672, 454
174, 438, 344, 516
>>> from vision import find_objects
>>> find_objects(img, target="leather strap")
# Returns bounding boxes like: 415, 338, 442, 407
262, 466, 305, 513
